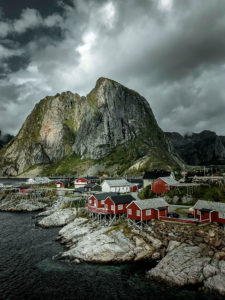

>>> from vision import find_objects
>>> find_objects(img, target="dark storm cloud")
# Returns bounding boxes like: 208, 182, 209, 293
0, 0, 225, 135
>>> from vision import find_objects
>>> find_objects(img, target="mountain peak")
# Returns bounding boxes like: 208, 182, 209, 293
0, 78, 181, 176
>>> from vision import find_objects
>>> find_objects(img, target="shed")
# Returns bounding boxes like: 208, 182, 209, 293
194, 200, 225, 224
56, 181, 64, 188
143, 170, 171, 188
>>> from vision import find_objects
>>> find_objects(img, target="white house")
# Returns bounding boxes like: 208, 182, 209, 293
101, 179, 131, 193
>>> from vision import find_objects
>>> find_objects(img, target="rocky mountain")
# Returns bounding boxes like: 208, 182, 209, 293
166, 131, 225, 166
0, 131, 13, 150
0, 78, 182, 176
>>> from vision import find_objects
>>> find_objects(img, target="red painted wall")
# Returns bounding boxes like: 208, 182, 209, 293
76, 177, 88, 184
88, 195, 96, 206
127, 202, 168, 221
201, 211, 210, 220
130, 185, 138, 192
195, 209, 225, 224
104, 197, 129, 214
152, 178, 170, 194
20, 188, 32, 193
104, 197, 116, 214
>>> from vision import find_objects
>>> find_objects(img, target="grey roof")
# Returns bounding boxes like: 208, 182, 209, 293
130, 198, 168, 210
102, 179, 131, 187
158, 176, 179, 185
194, 200, 225, 213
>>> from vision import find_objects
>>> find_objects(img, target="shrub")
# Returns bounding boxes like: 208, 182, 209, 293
138, 185, 155, 199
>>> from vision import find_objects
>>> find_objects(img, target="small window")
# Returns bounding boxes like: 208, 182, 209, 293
94, 201, 97, 207
128, 209, 132, 215
219, 212, 225, 219
136, 210, 140, 216
146, 210, 151, 216
111, 205, 115, 210
89, 199, 92, 204
118, 205, 123, 210
101, 200, 104, 204
105, 204, 108, 210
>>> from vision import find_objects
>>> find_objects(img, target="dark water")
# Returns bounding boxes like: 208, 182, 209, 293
0, 178, 28, 186
0, 212, 223, 300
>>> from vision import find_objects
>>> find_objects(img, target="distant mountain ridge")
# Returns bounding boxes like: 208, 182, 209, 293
0, 77, 182, 177
0, 131, 13, 150
166, 130, 225, 166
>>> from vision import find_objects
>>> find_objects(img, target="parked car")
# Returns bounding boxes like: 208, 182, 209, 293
188, 213, 194, 218
167, 212, 180, 218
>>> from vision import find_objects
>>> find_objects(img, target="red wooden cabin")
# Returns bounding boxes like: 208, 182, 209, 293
127, 198, 169, 221
56, 181, 64, 188
194, 200, 225, 224
152, 176, 178, 194
104, 195, 135, 215
87, 193, 118, 209
75, 176, 98, 188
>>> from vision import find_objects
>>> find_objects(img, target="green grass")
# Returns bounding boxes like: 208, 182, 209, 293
138, 185, 155, 200
41, 154, 93, 176
104, 219, 132, 236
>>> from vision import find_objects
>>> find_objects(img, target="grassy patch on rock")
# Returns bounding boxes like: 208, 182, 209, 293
41, 154, 93, 176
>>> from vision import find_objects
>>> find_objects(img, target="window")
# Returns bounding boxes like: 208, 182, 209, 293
118, 205, 123, 210
94, 201, 97, 207
89, 199, 92, 204
128, 209, 132, 215
105, 204, 108, 210
101, 200, 104, 205
111, 205, 115, 210
136, 210, 140, 216
219, 212, 225, 219
146, 210, 151, 216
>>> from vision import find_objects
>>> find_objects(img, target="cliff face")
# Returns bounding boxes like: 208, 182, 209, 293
0, 78, 181, 176
73, 78, 171, 159
166, 131, 225, 166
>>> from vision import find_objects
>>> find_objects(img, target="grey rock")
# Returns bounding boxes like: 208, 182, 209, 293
37, 209, 77, 228
166, 130, 225, 165
0, 77, 181, 176
166, 240, 181, 252
147, 244, 210, 286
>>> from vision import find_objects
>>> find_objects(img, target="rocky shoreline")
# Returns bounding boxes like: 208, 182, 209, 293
33, 206, 225, 295
1, 195, 225, 296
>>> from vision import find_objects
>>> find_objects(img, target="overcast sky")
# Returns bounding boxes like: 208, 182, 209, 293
0, 0, 225, 136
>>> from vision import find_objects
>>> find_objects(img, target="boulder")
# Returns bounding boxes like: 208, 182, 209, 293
37, 209, 77, 228
147, 244, 211, 286
166, 240, 181, 252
